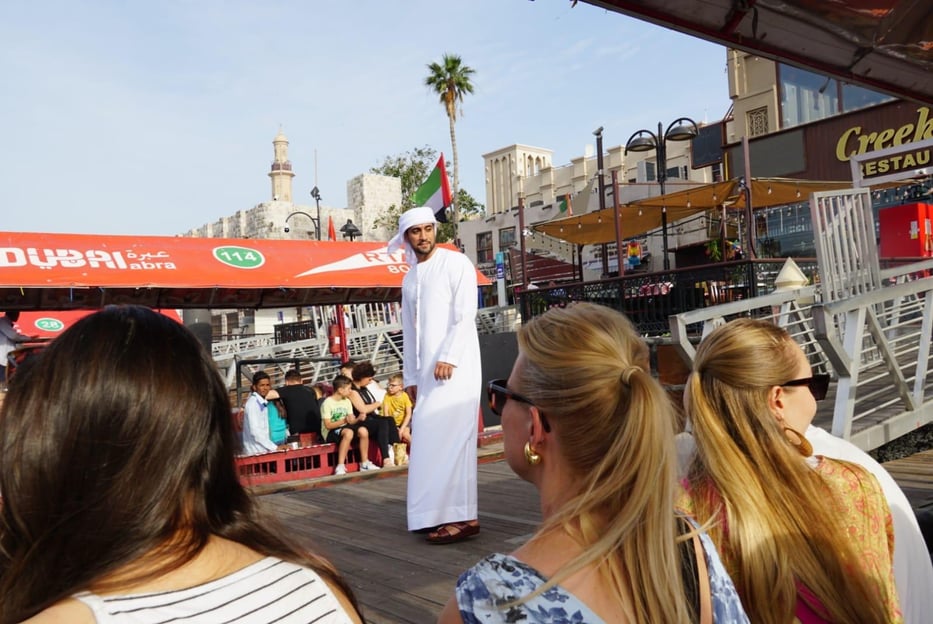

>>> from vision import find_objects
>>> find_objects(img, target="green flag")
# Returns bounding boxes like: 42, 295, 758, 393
412, 154, 452, 223
557, 193, 573, 215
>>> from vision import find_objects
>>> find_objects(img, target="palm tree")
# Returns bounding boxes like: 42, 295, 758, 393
424, 54, 475, 233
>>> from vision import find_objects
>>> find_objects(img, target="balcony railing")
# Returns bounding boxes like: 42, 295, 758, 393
517, 258, 820, 335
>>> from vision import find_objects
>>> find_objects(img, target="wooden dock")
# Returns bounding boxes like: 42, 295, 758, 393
255, 441, 933, 624
882, 448, 933, 511
256, 448, 533, 624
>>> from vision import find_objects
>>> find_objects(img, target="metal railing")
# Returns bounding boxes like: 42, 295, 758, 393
213, 303, 518, 395
668, 258, 933, 450
518, 258, 820, 335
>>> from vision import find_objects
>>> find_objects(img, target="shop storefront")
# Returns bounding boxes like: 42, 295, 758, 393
724, 101, 933, 258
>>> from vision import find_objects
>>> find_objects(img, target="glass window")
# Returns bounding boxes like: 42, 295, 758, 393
476, 231, 494, 264
841, 83, 894, 113
779, 64, 839, 128
645, 161, 656, 182
499, 226, 516, 250
753, 204, 816, 258
711, 162, 723, 183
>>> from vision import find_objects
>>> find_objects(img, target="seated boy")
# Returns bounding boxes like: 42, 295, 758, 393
320, 375, 377, 475
382, 373, 412, 445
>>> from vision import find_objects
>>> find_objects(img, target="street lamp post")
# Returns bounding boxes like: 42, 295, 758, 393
594, 126, 609, 276
284, 211, 320, 240
340, 219, 362, 241
283, 186, 324, 240
310, 186, 322, 241
624, 117, 699, 271
518, 192, 528, 291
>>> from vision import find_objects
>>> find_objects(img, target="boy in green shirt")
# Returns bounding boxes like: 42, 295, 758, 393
321, 375, 376, 475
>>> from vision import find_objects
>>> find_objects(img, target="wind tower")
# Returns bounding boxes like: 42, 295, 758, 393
269, 128, 295, 202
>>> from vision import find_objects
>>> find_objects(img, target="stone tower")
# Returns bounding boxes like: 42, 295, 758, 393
269, 128, 295, 202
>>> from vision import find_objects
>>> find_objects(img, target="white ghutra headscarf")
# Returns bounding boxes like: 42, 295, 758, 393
387, 206, 438, 267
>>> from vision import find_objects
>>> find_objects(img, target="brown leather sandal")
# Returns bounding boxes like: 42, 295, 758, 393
426, 521, 480, 544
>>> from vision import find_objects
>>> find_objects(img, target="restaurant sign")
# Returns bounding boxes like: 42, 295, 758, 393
836, 106, 933, 182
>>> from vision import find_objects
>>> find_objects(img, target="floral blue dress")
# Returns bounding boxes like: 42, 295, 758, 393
455, 528, 749, 623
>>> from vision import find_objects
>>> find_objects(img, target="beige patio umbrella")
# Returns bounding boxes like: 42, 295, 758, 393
532, 178, 854, 246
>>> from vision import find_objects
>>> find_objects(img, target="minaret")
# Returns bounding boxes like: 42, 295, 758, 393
269, 128, 295, 202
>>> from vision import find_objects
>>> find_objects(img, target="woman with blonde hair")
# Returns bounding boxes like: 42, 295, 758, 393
683, 317, 900, 623
0, 305, 363, 624
439, 303, 748, 623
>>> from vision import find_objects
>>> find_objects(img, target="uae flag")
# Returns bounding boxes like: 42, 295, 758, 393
412, 154, 452, 223
557, 193, 573, 216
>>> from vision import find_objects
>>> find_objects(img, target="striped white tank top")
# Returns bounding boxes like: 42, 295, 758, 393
73, 556, 355, 623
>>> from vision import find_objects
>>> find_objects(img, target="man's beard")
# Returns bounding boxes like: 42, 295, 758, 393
414, 240, 436, 259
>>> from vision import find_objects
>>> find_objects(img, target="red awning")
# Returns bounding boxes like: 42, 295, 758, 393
0, 232, 489, 310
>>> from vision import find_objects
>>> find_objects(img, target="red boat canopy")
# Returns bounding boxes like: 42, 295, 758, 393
15, 309, 183, 338
0, 232, 489, 310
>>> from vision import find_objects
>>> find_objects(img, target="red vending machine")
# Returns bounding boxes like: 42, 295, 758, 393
878, 202, 933, 259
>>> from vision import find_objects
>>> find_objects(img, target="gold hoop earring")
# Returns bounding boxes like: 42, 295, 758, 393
783, 426, 813, 457
524, 442, 541, 465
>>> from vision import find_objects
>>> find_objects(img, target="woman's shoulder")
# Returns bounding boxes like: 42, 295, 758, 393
457, 553, 544, 605
677, 517, 750, 623
22, 599, 96, 624
456, 554, 602, 624
460, 552, 543, 584
817, 456, 886, 500
55, 557, 357, 624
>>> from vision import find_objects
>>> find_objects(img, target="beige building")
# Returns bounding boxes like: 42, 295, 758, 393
461, 126, 720, 291
461, 48, 897, 296
725, 48, 893, 152
182, 130, 402, 337
183, 129, 399, 245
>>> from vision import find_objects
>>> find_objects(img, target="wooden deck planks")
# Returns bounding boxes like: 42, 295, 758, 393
258, 460, 540, 624
256, 443, 933, 623
882, 448, 933, 510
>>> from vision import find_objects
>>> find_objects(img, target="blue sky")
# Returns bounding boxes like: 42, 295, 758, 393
0, 0, 729, 236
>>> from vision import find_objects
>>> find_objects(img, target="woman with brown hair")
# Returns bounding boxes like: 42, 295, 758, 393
439, 303, 748, 623
683, 317, 900, 623
0, 305, 363, 623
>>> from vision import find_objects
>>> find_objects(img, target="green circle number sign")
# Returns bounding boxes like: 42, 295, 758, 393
35, 318, 65, 332
212, 246, 266, 269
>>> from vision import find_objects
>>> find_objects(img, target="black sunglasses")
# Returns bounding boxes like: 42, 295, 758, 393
487, 379, 551, 432
781, 373, 831, 401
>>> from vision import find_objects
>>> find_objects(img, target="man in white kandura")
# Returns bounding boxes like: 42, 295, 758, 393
388, 207, 482, 544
